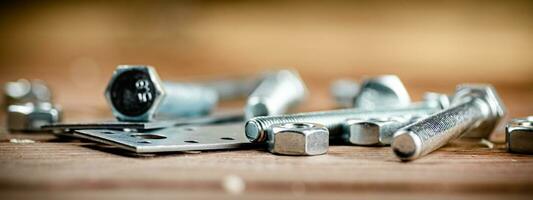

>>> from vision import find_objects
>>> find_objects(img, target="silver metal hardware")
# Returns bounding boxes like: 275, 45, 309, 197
268, 122, 329, 156
105, 65, 219, 121
105, 66, 261, 122
7, 102, 62, 132
330, 79, 359, 108
391, 84, 506, 161
4, 79, 51, 106
506, 117, 533, 154
43, 113, 243, 131
244, 69, 307, 119
4, 79, 62, 132
353, 75, 411, 109
74, 122, 250, 153
344, 116, 420, 146
245, 106, 441, 143
343, 92, 450, 146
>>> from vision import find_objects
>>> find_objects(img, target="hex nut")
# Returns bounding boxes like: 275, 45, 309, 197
344, 116, 414, 146
506, 117, 533, 154
7, 102, 62, 132
104, 65, 166, 122
268, 122, 329, 156
453, 84, 506, 138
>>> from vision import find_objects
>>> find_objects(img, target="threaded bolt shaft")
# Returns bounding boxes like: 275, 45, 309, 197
245, 106, 441, 143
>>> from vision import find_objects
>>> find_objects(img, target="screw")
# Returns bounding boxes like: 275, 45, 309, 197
106, 65, 258, 122
269, 122, 329, 156
391, 84, 506, 161
245, 69, 307, 119
506, 116, 533, 154
245, 105, 441, 143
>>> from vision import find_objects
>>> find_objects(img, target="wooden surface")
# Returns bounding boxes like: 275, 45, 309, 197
0, 84, 532, 200
0, 2, 532, 199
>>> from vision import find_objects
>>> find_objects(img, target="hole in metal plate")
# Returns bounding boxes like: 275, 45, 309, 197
102, 131, 115, 134
138, 141, 150, 144
184, 140, 199, 143
183, 127, 196, 131
220, 137, 235, 140
131, 134, 167, 139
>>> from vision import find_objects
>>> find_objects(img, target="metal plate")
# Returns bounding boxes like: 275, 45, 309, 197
42, 113, 243, 131
73, 122, 252, 153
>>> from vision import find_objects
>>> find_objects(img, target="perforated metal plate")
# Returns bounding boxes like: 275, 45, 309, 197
73, 122, 252, 153
42, 113, 243, 131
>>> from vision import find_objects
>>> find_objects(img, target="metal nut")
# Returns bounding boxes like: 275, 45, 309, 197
344, 116, 418, 146
268, 122, 329, 156
506, 117, 533, 154
7, 102, 62, 132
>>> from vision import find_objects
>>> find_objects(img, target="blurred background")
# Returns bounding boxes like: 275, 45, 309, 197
0, 0, 532, 117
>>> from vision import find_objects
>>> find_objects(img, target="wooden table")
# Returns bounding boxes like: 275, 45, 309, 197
1, 84, 532, 200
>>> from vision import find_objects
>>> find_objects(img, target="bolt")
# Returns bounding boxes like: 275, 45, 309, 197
246, 105, 441, 143
245, 69, 307, 119
391, 84, 506, 161
268, 122, 329, 156
7, 102, 62, 132
506, 116, 533, 154
330, 79, 360, 108
106, 65, 221, 121
353, 75, 411, 110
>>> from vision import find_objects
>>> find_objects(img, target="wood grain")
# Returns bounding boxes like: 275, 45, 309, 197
1, 85, 532, 199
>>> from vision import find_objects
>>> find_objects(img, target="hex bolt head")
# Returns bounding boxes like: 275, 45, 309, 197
330, 79, 360, 108
506, 117, 533, 154
392, 84, 506, 161
105, 65, 166, 122
353, 75, 411, 110
268, 122, 329, 156
245, 69, 307, 119
452, 84, 506, 138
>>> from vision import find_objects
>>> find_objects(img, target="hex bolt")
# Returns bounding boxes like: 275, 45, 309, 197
330, 79, 360, 108
506, 117, 533, 154
353, 75, 411, 110
245, 69, 307, 119
268, 122, 329, 156
391, 84, 506, 161
245, 106, 442, 143
106, 65, 259, 122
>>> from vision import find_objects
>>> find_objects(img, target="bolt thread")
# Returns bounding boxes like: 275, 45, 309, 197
246, 106, 440, 142
392, 98, 489, 160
